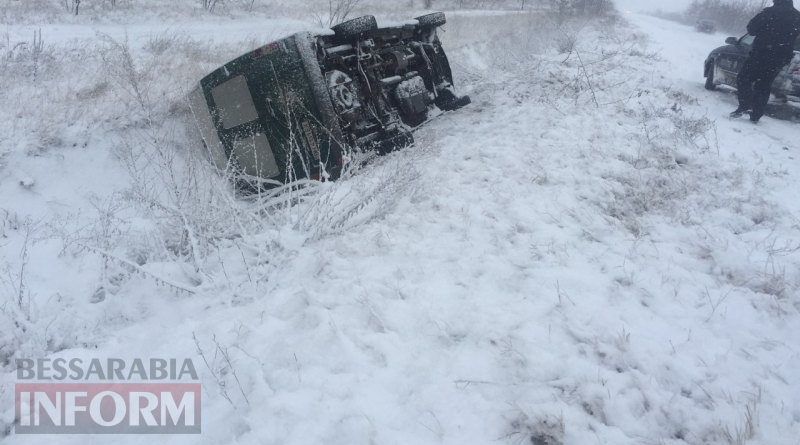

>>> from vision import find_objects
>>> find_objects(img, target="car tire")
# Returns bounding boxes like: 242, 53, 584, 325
705, 62, 717, 90
415, 12, 446, 27
332, 15, 378, 39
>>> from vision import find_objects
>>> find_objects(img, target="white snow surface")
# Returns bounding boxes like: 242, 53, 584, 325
1, 4, 800, 445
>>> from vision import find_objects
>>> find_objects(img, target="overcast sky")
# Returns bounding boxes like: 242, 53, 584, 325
613, 0, 776, 14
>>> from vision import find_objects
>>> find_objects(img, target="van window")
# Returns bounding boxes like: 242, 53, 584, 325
211, 75, 259, 129
231, 134, 280, 178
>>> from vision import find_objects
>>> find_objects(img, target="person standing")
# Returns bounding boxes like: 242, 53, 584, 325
731, 0, 800, 123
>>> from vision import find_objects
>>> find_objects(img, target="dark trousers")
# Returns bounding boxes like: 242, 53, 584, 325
736, 56, 783, 120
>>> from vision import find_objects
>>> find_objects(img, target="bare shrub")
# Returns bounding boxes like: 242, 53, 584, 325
296, 155, 420, 240
555, 29, 578, 54
193, 334, 251, 407
717, 389, 761, 445
569, 0, 614, 16
201, 0, 223, 13
95, 35, 259, 282
0, 218, 38, 366
63, 0, 81, 15
313, 0, 363, 27
685, 0, 768, 33
602, 91, 720, 235
2, 29, 53, 82
505, 411, 565, 445
551, 0, 615, 22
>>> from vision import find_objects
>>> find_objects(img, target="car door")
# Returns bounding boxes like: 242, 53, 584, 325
715, 35, 752, 86
773, 37, 800, 96
198, 36, 327, 185
206, 74, 282, 180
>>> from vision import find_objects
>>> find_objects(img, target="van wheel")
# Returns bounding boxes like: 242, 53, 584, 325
332, 15, 378, 39
415, 12, 446, 27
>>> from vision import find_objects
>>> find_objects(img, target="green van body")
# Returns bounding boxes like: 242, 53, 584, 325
189, 32, 342, 187
189, 13, 469, 190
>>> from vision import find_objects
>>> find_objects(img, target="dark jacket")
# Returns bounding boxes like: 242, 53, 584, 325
747, 0, 800, 64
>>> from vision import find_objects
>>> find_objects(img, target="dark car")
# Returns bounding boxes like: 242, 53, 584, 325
188, 12, 470, 190
704, 34, 800, 98
695, 19, 716, 33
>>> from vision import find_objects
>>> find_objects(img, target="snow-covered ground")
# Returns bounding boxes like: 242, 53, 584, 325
1, 3, 800, 444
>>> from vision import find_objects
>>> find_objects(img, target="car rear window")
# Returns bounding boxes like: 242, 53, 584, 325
211, 75, 259, 130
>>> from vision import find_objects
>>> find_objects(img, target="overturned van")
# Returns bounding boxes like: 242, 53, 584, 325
189, 12, 470, 189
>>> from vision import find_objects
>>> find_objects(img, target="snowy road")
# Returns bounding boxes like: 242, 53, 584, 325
622, 11, 800, 214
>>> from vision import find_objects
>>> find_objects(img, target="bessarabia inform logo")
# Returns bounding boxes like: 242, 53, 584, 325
14, 358, 200, 434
